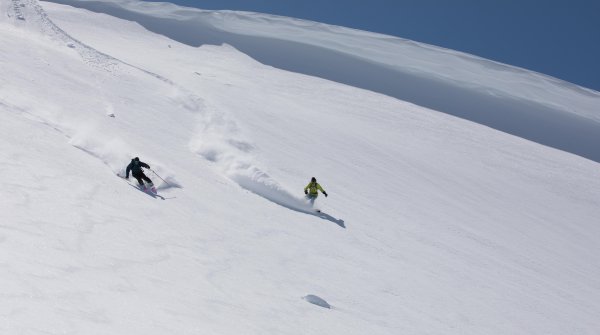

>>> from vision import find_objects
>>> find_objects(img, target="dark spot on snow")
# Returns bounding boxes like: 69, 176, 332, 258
303, 295, 331, 309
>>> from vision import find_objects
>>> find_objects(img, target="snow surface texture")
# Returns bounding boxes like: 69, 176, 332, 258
1, 0, 600, 334
41, 0, 600, 164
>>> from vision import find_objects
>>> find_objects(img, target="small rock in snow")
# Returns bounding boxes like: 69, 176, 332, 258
303, 295, 331, 309
67, 43, 76, 48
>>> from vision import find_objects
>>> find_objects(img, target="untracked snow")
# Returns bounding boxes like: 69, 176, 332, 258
41, 0, 600, 163
1, 1, 600, 334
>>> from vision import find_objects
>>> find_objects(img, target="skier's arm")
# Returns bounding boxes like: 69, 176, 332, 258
304, 183, 310, 194
125, 163, 132, 178
318, 184, 328, 197
140, 162, 150, 169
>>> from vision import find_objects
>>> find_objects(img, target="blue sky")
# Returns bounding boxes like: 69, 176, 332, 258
148, 0, 600, 91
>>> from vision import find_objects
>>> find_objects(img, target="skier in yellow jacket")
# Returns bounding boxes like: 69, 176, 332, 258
304, 177, 327, 206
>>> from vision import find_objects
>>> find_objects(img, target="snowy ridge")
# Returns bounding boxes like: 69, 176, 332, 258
43, 0, 600, 163
12, 0, 120, 70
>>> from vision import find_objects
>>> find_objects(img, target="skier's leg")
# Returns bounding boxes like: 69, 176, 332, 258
132, 172, 145, 186
141, 173, 153, 185
139, 173, 155, 192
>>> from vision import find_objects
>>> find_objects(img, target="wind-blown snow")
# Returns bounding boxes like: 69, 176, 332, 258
1, 0, 600, 334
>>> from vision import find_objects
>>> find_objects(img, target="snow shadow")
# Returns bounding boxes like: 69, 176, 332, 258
303, 295, 331, 309
46, 0, 600, 163
313, 211, 345, 228
127, 183, 166, 200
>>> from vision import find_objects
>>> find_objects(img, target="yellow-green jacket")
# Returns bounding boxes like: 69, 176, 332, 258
305, 182, 326, 197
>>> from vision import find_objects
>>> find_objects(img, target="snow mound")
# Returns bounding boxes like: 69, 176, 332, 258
303, 295, 331, 309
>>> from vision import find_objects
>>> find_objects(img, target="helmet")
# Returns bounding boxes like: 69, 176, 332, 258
134, 157, 139, 161
311, 177, 316, 182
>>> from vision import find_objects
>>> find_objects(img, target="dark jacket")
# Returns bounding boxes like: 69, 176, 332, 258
126, 159, 150, 178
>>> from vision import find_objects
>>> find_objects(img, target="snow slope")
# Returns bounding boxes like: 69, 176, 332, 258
41, 0, 600, 164
1, 1, 600, 334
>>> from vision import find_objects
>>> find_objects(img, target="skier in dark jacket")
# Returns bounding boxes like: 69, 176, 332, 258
126, 157, 154, 190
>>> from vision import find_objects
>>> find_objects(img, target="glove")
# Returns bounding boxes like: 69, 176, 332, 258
323, 192, 328, 197
304, 190, 308, 195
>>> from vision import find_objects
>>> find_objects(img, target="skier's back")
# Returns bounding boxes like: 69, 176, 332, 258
304, 177, 327, 205
126, 157, 154, 191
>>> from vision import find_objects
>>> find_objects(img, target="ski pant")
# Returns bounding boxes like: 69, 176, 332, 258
132, 171, 152, 186
306, 194, 318, 206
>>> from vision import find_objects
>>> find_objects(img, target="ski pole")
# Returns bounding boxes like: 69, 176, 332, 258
149, 168, 170, 186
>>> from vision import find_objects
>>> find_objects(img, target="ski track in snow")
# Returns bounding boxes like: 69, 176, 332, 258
7, 0, 313, 214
